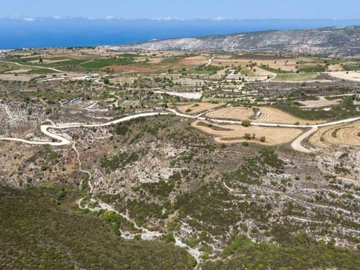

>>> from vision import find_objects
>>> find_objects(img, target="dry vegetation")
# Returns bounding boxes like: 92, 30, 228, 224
328, 71, 360, 82
255, 107, 322, 125
192, 120, 303, 145
176, 102, 225, 115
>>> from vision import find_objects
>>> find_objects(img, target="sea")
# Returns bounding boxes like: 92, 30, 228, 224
1, 18, 359, 49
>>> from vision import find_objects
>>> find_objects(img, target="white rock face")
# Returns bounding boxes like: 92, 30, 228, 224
106, 26, 360, 57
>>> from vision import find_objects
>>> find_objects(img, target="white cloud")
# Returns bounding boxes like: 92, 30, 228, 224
150, 17, 184, 21
212, 17, 226, 21
22, 17, 35, 22
51, 15, 62, 20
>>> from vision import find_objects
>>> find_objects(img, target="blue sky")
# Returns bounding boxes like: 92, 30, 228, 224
2, 0, 360, 20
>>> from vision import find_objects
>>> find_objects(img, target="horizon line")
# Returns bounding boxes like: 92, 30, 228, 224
1, 16, 360, 22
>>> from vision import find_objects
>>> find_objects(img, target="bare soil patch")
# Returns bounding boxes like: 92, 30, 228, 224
180, 56, 208, 66
328, 71, 360, 82
297, 97, 341, 108
0, 74, 39, 82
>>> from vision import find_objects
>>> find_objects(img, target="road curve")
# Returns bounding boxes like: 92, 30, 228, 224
290, 127, 318, 153
0, 112, 169, 146
168, 108, 360, 153
1, 107, 359, 153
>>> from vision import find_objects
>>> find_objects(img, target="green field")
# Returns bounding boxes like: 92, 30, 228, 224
298, 65, 326, 73
273, 72, 320, 81
342, 64, 360, 71
260, 65, 292, 74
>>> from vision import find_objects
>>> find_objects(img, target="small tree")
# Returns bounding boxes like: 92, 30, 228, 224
244, 133, 252, 140
241, 120, 251, 127
260, 136, 266, 143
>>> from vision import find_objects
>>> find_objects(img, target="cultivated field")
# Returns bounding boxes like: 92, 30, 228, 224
179, 55, 209, 66
176, 102, 224, 115
204, 106, 321, 125
192, 120, 303, 146
205, 106, 254, 120
309, 121, 360, 148
273, 72, 321, 82
255, 107, 322, 125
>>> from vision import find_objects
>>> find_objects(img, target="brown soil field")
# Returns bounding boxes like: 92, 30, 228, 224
147, 58, 163, 64
192, 120, 303, 146
212, 58, 297, 72
309, 121, 360, 148
308, 126, 334, 149
176, 102, 225, 115
258, 60, 298, 72
180, 56, 209, 66
328, 64, 343, 72
205, 106, 254, 120
255, 107, 322, 125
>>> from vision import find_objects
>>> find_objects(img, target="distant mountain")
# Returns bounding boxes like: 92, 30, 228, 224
113, 26, 360, 57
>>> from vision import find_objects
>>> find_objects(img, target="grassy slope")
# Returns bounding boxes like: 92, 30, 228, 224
0, 185, 194, 270
273, 72, 320, 82
203, 235, 360, 270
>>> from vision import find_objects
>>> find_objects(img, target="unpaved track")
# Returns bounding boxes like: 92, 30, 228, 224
168, 108, 360, 153
0, 60, 63, 73
205, 57, 214, 67
0, 112, 169, 146
1, 107, 359, 152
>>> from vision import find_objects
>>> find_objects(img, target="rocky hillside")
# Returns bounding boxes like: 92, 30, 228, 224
114, 26, 360, 57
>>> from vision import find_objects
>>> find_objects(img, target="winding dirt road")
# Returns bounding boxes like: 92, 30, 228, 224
0, 60, 63, 73
1, 108, 359, 153
0, 112, 169, 146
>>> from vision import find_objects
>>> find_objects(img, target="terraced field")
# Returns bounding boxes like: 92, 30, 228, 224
205, 106, 254, 120
255, 107, 322, 125
309, 120, 360, 148
204, 106, 322, 125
